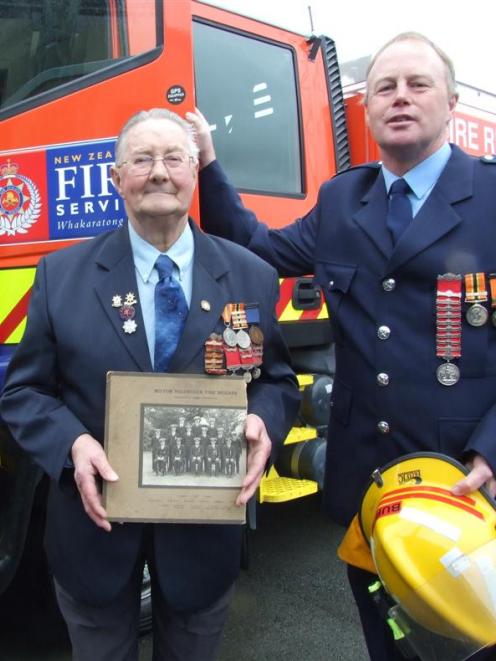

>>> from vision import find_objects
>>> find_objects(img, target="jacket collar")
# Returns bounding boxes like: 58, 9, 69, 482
93, 220, 232, 373
352, 145, 474, 270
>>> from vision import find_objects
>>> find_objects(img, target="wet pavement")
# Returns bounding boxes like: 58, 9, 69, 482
0, 494, 368, 660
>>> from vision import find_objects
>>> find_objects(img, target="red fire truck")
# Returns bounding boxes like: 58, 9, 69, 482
1, 0, 495, 626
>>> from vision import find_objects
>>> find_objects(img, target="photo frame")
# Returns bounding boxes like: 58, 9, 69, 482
102, 372, 247, 524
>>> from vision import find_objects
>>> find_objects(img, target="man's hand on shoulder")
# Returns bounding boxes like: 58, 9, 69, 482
71, 433, 119, 532
236, 413, 272, 506
451, 453, 496, 498
185, 108, 216, 169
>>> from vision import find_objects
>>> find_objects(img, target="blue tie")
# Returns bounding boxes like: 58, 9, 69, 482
387, 178, 412, 244
154, 254, 188, 372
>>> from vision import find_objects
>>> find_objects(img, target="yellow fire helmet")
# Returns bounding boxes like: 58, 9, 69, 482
359, 452, 496, 660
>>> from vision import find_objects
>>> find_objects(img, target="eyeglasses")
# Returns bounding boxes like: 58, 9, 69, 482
118, 153, 196, 176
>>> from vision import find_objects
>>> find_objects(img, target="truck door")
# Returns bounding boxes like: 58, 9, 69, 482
191, 2, 348, 354
0, 0, 195, 610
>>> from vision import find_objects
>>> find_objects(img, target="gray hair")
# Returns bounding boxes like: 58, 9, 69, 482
114, 108, 199, 164
364, 32, 458, 104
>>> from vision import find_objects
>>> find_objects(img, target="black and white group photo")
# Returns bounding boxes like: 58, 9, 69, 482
140, 405, 246, 488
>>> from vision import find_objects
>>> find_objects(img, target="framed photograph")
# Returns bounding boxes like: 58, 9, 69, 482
102, 372, 247, 524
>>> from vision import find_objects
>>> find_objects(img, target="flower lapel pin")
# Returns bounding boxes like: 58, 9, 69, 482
112, 292, 138, 334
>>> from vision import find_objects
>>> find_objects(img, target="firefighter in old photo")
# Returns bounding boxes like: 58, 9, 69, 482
190, 437, 205, 475
222, 438, 237, 477
155, 436, 168, 477
170, 437, 186, 476
205, 437, 222, 477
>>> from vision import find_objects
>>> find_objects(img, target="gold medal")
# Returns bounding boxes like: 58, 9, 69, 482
249, 325, 264, 345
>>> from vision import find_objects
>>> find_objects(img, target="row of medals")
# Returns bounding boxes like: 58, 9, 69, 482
204, 309, 264, 383
436, 272, 493, 386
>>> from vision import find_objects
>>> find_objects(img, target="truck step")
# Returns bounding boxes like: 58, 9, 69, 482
258, 476, 318, 503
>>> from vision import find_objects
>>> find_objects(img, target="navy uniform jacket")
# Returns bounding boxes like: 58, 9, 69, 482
199, 145, 496, 527
0, 220, 299, 609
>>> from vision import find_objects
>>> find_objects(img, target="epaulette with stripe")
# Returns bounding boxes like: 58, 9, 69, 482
332, 161, 381, 179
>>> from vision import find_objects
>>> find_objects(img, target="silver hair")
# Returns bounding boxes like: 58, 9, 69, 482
114, 108, 199, 164
364, 32, 458, 105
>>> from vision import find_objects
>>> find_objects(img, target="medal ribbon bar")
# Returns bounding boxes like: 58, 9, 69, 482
464, 272, 488, 326
436, 274, 462, 386
436, 274, 462, 360
464, 272, 488, 303
489, 274, 496, 327
436, 273, 462, 361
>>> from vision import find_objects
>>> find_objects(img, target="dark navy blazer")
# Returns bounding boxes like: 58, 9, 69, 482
0, 221, 299, 609
199, 145, 496, 526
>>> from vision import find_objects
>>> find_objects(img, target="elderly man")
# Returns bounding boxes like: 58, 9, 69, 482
0, 108, 299, 661
190, 33, 496, 660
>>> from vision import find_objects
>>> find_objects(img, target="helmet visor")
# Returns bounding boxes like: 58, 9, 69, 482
384, 538, 496, 661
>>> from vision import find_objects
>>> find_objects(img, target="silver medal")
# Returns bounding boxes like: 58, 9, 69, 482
223, 327, 237, 347
466, 303, 488, 327
236, 329, 251, 349
243, 370, 252, 383
436, 362, 460, 386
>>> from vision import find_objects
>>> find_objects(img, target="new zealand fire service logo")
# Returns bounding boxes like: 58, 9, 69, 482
0, 159, 41, 236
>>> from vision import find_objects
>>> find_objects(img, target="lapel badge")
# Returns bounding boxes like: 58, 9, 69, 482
125, 292, 137, 306
201, 299, 211, 311
112, 292, 138, 334
123, 319, 138, 334
119, 304, 135, 321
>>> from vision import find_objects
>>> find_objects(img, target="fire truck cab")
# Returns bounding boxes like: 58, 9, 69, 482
0, 0, 347, 620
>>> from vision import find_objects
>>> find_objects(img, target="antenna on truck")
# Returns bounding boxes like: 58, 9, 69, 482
308, 5, 315, 34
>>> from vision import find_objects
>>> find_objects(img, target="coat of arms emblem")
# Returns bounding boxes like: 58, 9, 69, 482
0, 159, 41, 236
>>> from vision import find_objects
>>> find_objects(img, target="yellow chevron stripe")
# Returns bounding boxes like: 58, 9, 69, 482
278, 298, 302, 322
317, 303, 329, 319
0, 267, 36, 343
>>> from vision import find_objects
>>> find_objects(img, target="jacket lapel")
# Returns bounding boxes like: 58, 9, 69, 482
168, 223, 230, 372
93, 225, 152, 372
352, 172, 393, 259
353, 146, 475, 271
